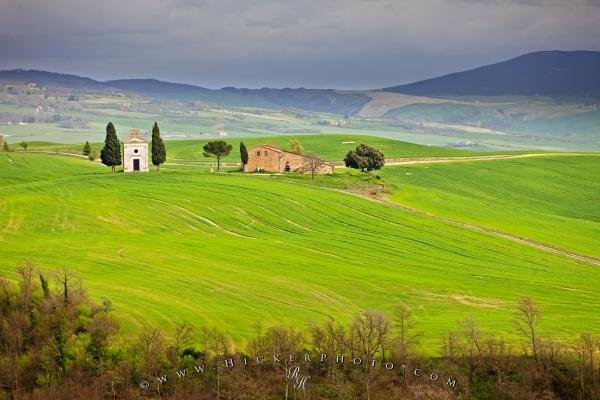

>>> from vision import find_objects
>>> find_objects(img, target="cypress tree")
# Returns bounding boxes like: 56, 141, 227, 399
100, 122, 121, 172
39, 274, 50, 299
2, 141, 8, 151
151, 122, 166, 171
82, 141, 91, 156
240, 142, 249, 172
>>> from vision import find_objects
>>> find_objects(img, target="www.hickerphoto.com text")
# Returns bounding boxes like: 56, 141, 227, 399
140, 353, 458, 390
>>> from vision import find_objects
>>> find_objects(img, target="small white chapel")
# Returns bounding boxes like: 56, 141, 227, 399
123, 129, 149, 172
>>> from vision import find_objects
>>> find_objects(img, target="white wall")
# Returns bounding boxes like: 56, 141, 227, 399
123, 143, 149, 172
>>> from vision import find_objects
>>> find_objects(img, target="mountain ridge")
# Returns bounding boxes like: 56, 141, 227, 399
384, 50, 600, 96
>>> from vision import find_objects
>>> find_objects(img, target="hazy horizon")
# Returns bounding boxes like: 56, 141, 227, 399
1, 0, 600, 89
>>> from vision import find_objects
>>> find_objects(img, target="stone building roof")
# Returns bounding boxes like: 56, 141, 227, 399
248, 144, 335, 166
124, 129, 148, 143
248, 144, 286, 153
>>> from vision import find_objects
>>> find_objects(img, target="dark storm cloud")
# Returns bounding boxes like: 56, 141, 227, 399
0, 0, 599, 88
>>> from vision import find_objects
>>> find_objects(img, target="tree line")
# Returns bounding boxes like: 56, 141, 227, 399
96, 124, 387, 175
239, 140, 385, 175
97, 122, 235, 173
1, 125, 386, 176
1, 262, 599, 399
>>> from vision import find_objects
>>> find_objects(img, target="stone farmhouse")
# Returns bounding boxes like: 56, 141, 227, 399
123, 129, 149, 172
244, 144, 335, 174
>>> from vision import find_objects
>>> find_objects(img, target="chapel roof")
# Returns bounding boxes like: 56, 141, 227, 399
125, 129, 148, 143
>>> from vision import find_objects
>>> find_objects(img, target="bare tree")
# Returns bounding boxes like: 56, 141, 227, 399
515, 297, 541, 369
137, 326, 167, 379
249, 325, 304, 400
575, 333, 600, 398
485, 335, 513, 384
168, 322, 194, 365
349, 310, 390, 400
310, 318, 348, 390
53, 268, 81, 305
200, 326, 233, 399
461, 317, 486, 360
578, 333, 597, 386
393, 303, 422, 366
299, 154, 327, 181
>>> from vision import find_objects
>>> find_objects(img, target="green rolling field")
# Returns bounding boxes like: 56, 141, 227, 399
1, 149, 599, 351
381, 155, 600, 259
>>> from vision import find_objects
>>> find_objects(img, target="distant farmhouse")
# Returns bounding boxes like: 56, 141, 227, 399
123, 129, 149, 172
245, 144, 334, 174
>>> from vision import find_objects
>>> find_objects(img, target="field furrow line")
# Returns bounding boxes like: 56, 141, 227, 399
142, 196, 253, 238
376, 197, 600, 266
282, 179, 600, 267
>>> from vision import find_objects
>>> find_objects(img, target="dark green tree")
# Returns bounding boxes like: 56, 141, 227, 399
2, 141, 8, 151
151, 122, 166, 171
239, 142, 249, 171
82, 141, 92, 156
344, 144, 384, 172
100, 122, 121, 172
39, 273, 50, 299
203, 140, 232, 172
344, 150, 368, 171
20, 142, 28, 151
356, 144, 384, 171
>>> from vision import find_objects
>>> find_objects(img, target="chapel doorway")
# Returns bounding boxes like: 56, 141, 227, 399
133, 159, 140, 171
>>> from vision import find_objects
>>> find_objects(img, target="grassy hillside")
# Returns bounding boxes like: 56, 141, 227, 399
381, 155, 600, 258
1, 152, 599, 350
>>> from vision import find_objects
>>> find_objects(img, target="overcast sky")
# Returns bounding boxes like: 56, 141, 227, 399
1, 0, 599, 89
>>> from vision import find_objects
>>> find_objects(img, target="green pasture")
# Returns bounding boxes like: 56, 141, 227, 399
1, 151, 599, 351
381, 155, 600, 259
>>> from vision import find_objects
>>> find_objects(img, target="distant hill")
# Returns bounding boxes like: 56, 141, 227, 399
2, 51, 600, 114
0, 70, 369, 115
105, 78, 212, 98
0, 69, 110, 90
385, 51, 600, 96
106, 79, 369, 115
